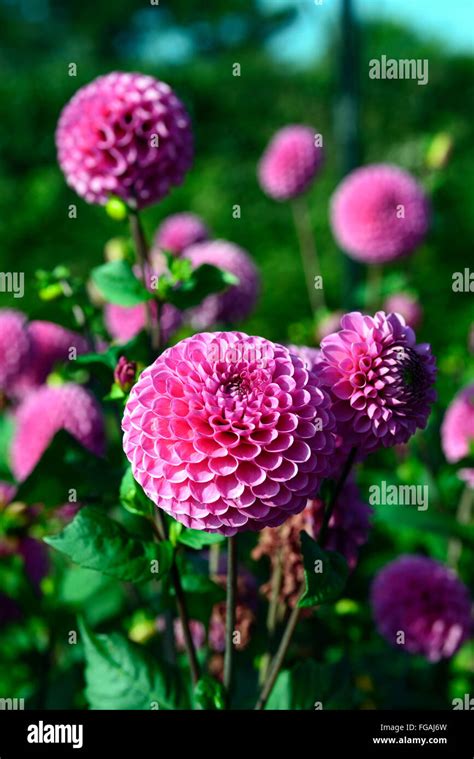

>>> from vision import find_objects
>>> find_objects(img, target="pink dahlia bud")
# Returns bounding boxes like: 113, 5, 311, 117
12, 384, 105, 481
114, 356, 137, 391
384, 293, 422, 330
253, 477, 371, 607
185, 241, 260, 328
258, 125, 324, 201
122, 332, 336, 535
11, 321, 89, 399
319, 311, 436, 454
330, 164, 430, 264
371, 555, 472, 662
0, 310, 31, 394
56, 72, 193, 209
154, 212, 209, 255
441, 385, 474, 463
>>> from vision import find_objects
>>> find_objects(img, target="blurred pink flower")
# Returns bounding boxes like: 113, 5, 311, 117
185, 240, 260, 328
384, 293, 423, 329
371, 555, 472, 662
441, 384, 474, 463
56, 72, 193, 208
331, 164, 430, 263
0, 310, 31, 395
154, 212, 209, 255
122, 331, 336, 535
319, 311, 436, 455
258, 125, 324, 201
12, 384, 105, 481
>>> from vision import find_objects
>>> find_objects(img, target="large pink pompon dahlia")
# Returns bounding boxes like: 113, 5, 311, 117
185, 241, 260, 328
258, 125, 324, 201
330, 164, 430, 263
56, 72, 193, 208
122, 332, 336, 535
371, 556, 472, 662
154, 212, 209, 255
441, 384, 474, 463
319, 311, 436, 454
0, 310, 31, 394
12, 384, 105, 481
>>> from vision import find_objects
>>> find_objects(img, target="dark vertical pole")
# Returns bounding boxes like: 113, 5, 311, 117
335, 0, 363, 309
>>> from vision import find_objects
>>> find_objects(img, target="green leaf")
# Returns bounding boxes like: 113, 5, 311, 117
44, 507, 173, 583
266, 661, 336, 710
298, 531, 349, 608
91, 261, 152, 306
80, 620, 189, 709
0, 414, 15, 481
193, 676, 226, 710
167, 263, 238, 310
119, 467, 153, 519
178, 528, 226, 550
375, 504, 474, 548
59, 566, 125, 626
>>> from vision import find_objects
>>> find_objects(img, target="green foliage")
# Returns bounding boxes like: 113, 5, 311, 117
159, 262, 238, 310
45, 507, 174, 583
80, 621, 189, 709
177, 527, 226, 549
298, 532, 349, 608
91, 261, 152, 306
193, 676, 226, 710
119, 467, 154, 519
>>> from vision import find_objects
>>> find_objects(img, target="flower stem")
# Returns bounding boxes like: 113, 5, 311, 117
151, 510, 201, 686
291, 195, 326, 315
447, 485, 473, 569
319, 446, 357, 545
254, 446, 357, 710
128, 209, 161, 352
224, 535, 237, 706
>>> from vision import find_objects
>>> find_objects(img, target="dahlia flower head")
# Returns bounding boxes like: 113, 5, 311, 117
12, 383, 105, 481
154, 212, 209, 255
441, 384, 474, 463
384, 293, 422, 330
56, 72, 193, 209
258, 125, 324, 201
371, 555, 472, 662
104, 263, 182, 344
0, 310, 30, 395
185, 241, 260, 329
122, 331, 336, 535
253, 477, 372, 607
319, 311, 436, 455
330, 164, 430, 263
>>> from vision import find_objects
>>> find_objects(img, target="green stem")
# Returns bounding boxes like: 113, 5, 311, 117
128, 209, 161, 352
254, 447, 357, 710
223, 535, 237, 706
291, 196, 326, 316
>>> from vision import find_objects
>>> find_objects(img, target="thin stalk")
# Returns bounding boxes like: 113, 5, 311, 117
128, 209, 161, 351
255, 447, 357, 710
151, 510, 201, 686
447, 485, 473, 569
260, 549, 283, 682
366, 264, 383, 311
291, 196, 326, 315
223, 535, 238, 705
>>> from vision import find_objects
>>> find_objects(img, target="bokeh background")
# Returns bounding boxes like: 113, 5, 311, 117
0, 0, 473, 709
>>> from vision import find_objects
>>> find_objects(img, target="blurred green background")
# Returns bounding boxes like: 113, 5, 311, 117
0, 0, 473, 710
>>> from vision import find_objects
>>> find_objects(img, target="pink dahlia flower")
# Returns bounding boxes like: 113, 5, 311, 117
319, 311, 436, 454
11, 321, 89, 399
258, 125, 324, 201
287, 344, 322, 372
0, 310, 31, 394
330, 164, 430, 263
253, 477, 371, 607
56, 72, 193, 208
384, 293, 422, 329
185, 240, 260, 328
12, 384, 105, 481
122, 331, 336, 535
371, 555, 472, 662
441, 385, 474, 463
154, 212, 209, 255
